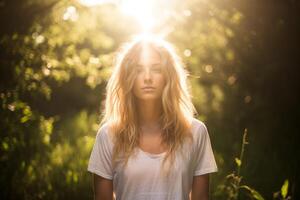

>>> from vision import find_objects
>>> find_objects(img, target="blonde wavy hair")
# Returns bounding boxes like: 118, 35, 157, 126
99, 35, 198, 176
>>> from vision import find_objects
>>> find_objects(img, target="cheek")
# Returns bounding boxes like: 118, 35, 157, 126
133, 76, 141, 90
160, 75, 166, 87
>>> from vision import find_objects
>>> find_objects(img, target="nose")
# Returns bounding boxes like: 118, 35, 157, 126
144, 68, 152, 82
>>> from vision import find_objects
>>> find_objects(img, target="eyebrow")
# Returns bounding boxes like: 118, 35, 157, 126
152, 63, 162, 67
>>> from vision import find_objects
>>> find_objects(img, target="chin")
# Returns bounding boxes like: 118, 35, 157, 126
139, 96, 160, 101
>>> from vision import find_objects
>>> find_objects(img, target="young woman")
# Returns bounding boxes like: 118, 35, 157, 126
87, 35, 218, 200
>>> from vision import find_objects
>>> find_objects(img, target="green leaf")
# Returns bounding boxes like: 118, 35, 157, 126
235, 157, 241, 167
251, 189, 265, 200
281, 179, 289, 198
240, 185, 265, 200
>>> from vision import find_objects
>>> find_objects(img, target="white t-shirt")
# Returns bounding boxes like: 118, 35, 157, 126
87, 118, 218, 200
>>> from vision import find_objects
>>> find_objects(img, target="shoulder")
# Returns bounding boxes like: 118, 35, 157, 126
96, 122, 109, 136
191, 118, 208, 136
190, 118, 210, 145
190, 118, 211, 152
96, 122, 114, 145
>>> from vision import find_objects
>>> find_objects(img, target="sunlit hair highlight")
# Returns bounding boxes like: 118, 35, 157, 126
99, 35, 198, 176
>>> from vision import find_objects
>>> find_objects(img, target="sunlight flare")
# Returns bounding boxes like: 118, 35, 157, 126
78, 0, 114, 7
78, 0, 175, 34
120, 0, 156, 32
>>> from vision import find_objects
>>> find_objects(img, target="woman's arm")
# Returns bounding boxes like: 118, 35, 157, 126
190, 174, 210, 200
93, 174, 114, 200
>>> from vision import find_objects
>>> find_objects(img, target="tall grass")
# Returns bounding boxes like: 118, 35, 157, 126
215, 128, 292, 200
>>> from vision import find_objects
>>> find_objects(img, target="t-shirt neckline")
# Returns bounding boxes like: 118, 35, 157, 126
137, 147, 167, 158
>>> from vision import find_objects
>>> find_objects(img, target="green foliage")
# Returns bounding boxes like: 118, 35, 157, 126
215, 129, 294, 200
273, 179, 292, 200
240, 185, 265, 200
281, 180, 289, 198
215, 129, 265, 200
0, 0, 123, 198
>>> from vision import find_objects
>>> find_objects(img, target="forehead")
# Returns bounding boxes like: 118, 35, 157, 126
137, 46, 161, 66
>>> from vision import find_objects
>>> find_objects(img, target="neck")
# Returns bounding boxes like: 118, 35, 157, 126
136, 99, 163, 130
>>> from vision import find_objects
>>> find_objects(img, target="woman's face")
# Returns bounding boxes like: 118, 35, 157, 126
132, 46, 166, 102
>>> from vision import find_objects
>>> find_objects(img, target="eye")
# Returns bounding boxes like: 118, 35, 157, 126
152, 67, 162, 73
136, 67, 143, 72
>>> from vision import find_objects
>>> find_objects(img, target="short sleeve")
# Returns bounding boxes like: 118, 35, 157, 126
192, 121, 218, 176
87, 124, 113, 180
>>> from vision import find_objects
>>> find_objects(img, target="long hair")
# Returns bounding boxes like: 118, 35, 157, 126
99, 35, 198, 176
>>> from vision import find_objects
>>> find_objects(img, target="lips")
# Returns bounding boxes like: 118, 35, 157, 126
142, 86, 155, 92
